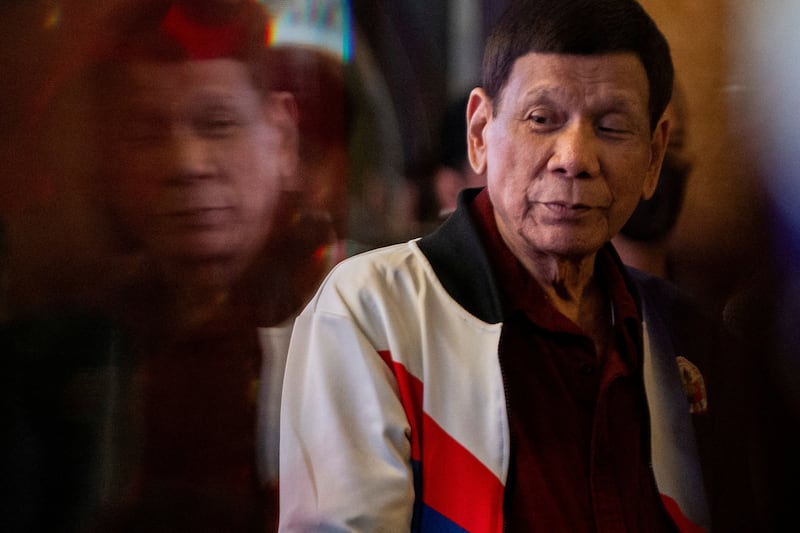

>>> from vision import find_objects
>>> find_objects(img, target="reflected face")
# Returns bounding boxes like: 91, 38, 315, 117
102, 58, 297, 266
468, 52, 667, 261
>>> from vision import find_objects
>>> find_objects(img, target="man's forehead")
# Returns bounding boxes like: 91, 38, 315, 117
504, 52, 650, 105
101, 60, 263, 120
120, 58, 253, 86
110, 58, 261, 105
511, 51, 647, 82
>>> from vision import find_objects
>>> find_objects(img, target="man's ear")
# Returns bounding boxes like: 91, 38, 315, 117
642, 115, 670, 200
466, 88, 491, 175
265, 91, 300, 191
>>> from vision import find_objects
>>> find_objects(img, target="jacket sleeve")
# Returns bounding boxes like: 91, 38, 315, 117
278, 297, 415, 532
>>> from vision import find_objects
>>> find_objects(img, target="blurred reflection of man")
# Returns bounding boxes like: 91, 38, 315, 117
87, 2, 332, 531
612, 82, 692, 279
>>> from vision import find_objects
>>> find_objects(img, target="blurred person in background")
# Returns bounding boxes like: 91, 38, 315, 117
87, 2, 338, 531
2, 1, 342, 531
612, 81, 691, 279
432, 93, 487, 221
412, 93, 487, 236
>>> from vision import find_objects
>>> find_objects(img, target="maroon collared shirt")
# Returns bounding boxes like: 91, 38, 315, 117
469, 190, 676, 533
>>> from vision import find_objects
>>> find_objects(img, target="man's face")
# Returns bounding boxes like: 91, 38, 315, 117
102, 58, 297, 267
467, 52, 668, 262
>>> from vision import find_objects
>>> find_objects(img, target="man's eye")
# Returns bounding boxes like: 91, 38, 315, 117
199, 116, 241, 136
526, 109, 561, 129
598, 125, 625, 134
528, 113, 553, 125
597, 115, 634, 135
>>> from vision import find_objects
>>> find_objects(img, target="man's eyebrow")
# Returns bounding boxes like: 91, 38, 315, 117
193, 91, 250, 108
520, 86, 565, 103
604, 93, 641, 109
595, 97, 650, 124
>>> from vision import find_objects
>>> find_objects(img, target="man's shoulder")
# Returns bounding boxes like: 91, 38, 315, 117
306, 240, 431, 309
326, 240, 422, 280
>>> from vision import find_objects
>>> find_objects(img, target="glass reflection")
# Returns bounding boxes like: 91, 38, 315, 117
2, 1, 347, 531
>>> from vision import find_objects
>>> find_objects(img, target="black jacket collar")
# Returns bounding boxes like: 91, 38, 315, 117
417, 188, 504, 324
417, 187, 662, 324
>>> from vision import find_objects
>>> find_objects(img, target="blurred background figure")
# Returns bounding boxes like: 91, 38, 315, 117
89, 3, 302, 531
411, 92, 486, 235
612, 81, 692, 279
431, 93, 486, 221
88, 2, 346, 531
2, 1, 344, 532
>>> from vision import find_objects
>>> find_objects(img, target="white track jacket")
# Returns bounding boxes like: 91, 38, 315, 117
279, 189, 711, 532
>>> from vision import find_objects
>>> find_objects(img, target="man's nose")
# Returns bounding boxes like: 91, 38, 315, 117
546, 122, 600, 179
167, 129, 215, 182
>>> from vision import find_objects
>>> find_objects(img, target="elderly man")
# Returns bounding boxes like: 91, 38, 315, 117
87, 2, 330, 531
279, 0, 720, 531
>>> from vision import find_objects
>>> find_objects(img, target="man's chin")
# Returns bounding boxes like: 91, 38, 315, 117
154, 232, 244, 259
151, 238, 245, 269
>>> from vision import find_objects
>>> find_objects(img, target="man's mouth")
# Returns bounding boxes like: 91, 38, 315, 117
541, 201, 591, 214
163, 207, 233, 227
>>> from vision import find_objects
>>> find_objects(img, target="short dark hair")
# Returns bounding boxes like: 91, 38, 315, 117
482, 0, 673, 130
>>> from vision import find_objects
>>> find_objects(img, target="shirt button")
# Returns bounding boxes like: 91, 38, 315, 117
579, 363, 596, 375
